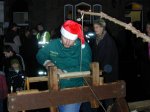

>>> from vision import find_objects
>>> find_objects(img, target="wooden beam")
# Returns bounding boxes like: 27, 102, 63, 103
78, 10, 150, 43
48, 66, 59, 112
91, 62, 100, 108
91, 62, 100, 86
26, 76, 48, 83
8, 81, 126, 112
59, 71, 91, 79
128, 100, 150, 111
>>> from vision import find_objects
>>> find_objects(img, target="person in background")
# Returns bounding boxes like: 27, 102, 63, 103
2, 45, 25, 77
89, 19, 119, 111
4, 23, 21, 53
146, 22, 150, 59
21, 29, 38, 76
92, 19, 119, 83
32, 28, 38, 37
0, 71, 8, 112
36, 23, 51, 48
36, 20, 91, 112
143, 22, 150, 98
7, 59, 25, 93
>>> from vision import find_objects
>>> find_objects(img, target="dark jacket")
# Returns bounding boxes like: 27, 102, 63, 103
0, 72, 8, 99
2, 53, 25, 75
5, 30, 17, 43
91, 32, 118, 82
7, 69, 25, 92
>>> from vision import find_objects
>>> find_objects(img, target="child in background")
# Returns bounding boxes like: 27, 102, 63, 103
7, 59, 25, 93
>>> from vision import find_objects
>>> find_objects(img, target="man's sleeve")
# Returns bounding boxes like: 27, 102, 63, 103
36, 44, 51, 66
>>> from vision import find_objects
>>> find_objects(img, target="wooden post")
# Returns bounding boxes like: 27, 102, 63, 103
48, 66, 59, 112
90, 62, 100, 108
110, 98, 129, 112
99, 71, 104, 85
26, 77, 30, 90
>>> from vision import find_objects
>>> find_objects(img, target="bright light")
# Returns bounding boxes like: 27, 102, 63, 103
85, 32, 95, 39
38, 71, 47, 76
38, 71, 44, 75
88, 33, 95, 36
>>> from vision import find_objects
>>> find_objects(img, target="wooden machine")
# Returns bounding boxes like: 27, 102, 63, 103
8, 62, 129, 112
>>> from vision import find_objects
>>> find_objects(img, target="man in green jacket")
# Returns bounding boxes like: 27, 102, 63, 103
36, 20, 91, 112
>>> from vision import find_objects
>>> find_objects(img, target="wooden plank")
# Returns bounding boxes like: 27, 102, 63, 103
50, 66, 59, 91
48, 66, 59, 112
128, 100, 150, 111
27, 76, 48, 83
16, 89, 39, 95
8, 81, 126, 112
91, 62, 100, 86
59, 71, 91, 79
91, 62, 100, 108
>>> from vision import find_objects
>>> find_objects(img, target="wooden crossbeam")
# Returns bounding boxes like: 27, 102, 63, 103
26, 76, 48, 83
8, 81, 126, 112
59, 71, 91, 79
78, 10, 150, 43
129, 100, 150, 111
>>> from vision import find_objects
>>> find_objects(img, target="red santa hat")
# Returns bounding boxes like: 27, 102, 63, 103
61, 20, 85, 48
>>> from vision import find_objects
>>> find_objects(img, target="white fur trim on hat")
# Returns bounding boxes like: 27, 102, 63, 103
61, 26, 78, 40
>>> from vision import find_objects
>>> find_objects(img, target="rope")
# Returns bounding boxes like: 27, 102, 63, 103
80, 12, 84, 71
78, 10, 150, 43
79, 11, 107, 112
83, 77, 107, 112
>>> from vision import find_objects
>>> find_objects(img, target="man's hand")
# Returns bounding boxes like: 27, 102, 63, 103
44, 61, 55, 70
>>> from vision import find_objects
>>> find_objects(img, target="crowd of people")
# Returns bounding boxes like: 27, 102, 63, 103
0, 18, 150, 112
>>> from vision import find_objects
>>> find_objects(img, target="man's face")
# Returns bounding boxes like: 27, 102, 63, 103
61, 36, 76, 48
93, 24, 104, 35
146, 24, 150, 35
37, 25, 43, 31
3, 51, 12, 58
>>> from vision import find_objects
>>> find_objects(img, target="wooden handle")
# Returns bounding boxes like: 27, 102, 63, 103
59, 71, 91, 79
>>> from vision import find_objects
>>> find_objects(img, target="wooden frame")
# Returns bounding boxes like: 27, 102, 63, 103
8, 81, 127, 112
8, 62, 129, 112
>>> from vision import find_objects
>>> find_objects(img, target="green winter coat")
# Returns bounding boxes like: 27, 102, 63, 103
36, 38, 91, 88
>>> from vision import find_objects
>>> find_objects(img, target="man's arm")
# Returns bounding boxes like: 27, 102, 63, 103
36, 44, 52, 67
